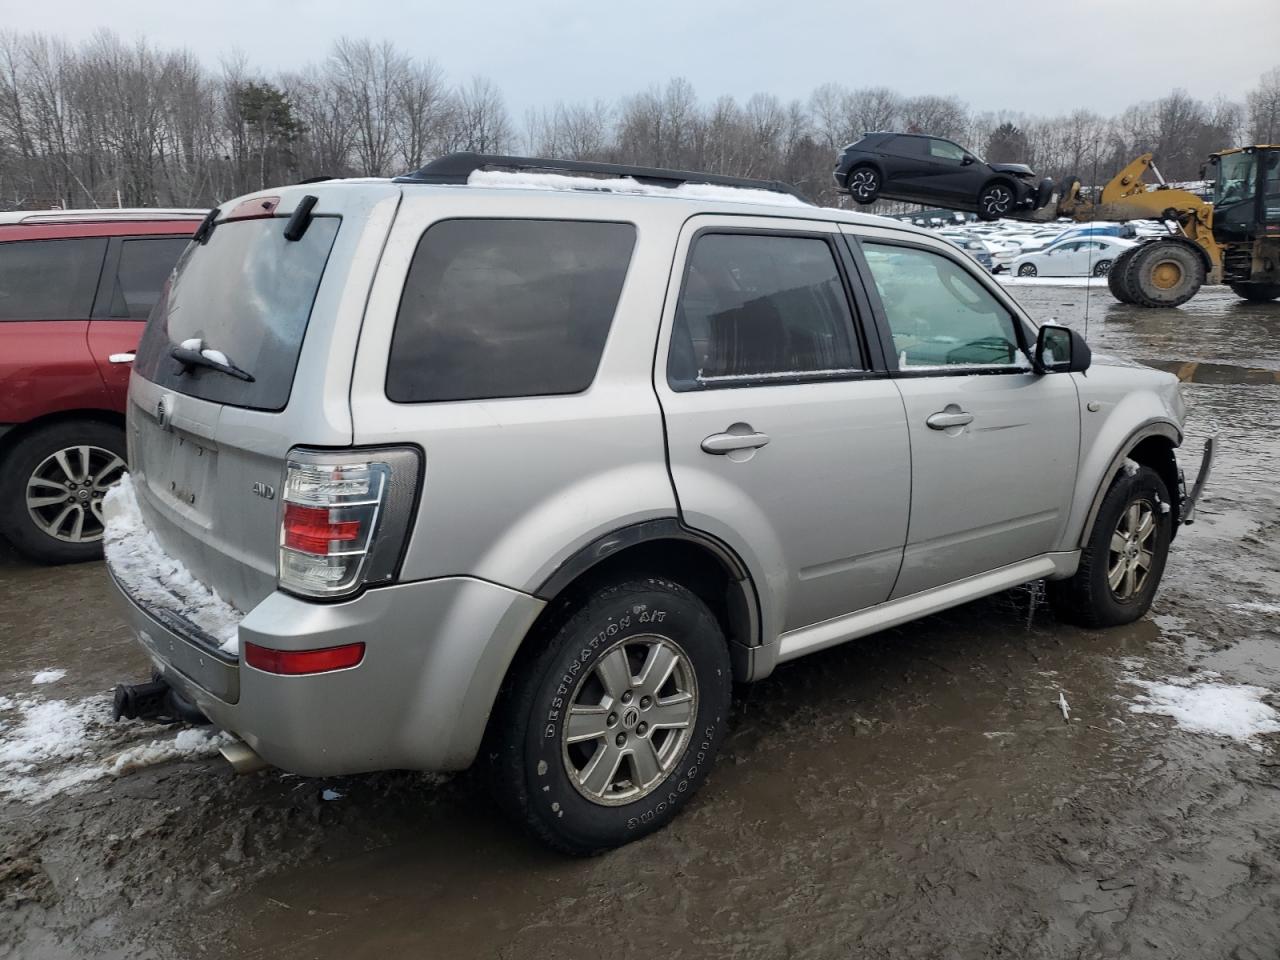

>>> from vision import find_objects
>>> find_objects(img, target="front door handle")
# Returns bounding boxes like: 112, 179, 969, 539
701, 431, 771, 454
108, 352, 136, 364
926, 409, 974, 430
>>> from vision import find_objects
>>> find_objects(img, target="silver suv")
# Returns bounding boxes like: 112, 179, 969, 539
105, 154, 1213, 854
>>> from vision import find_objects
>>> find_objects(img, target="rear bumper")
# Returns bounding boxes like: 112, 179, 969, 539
108, 574, 545, 775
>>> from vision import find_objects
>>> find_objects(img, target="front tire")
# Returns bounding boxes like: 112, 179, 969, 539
1121, 240, 1205, 308
1048, 465, 1173, 628
1017, 263, 1038, 277
489, 577, 732, 855
977, 181, 1015, 221
1092, 259, 1112, 277
845, 165, 881, 205
0, 420, 127, 564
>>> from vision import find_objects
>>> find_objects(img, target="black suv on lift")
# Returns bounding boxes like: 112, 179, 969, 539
835, 132, 1052, 221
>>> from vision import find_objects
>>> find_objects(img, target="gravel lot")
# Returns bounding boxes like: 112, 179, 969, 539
2, 283, 1278, 960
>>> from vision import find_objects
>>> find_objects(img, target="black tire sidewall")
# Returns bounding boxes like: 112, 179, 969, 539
512, 579, 731, 853
0, 420, 126, 564
1019, 264, 1037, 277
1084, 466, 1173, 623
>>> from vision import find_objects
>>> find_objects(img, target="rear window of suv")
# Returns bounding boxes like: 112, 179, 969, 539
386, 219, 636, 403
133, 216, 339, 411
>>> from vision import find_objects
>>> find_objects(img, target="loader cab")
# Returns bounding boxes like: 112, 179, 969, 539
1209, 146, 1280, 244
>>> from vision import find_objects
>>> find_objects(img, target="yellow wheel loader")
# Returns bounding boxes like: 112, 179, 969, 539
1023, 146, 1280, 307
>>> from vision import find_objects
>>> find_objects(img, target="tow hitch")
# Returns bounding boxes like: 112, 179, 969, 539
112, 674, 210, 725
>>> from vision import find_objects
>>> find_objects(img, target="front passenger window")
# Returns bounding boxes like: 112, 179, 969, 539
862, 243, 1028, 369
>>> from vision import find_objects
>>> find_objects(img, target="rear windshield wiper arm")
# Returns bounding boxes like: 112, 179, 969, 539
170, 340, 255, 382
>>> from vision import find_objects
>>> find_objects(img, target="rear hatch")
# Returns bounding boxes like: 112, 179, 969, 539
125, 185, 401, 621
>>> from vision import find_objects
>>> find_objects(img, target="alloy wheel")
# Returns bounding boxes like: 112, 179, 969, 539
1018, 264, 1037, 277
849, 169, 878, 201
1108, 499, 1156, 601
982, 185, 1013, 217
25, 445, 126, 543
561, 634, 698, 806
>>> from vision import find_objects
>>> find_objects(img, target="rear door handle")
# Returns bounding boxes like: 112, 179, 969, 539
108, 352, 136, 364
701, 431, 771, 454
926, 410, 974, 430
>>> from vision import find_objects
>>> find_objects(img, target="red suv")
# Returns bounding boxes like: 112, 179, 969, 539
0, 209, 205, 563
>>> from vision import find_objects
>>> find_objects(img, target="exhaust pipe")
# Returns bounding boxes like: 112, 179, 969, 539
220, 740, 269, 775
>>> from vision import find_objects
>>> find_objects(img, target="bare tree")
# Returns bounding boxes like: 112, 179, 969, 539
1246, 67, 1280, 144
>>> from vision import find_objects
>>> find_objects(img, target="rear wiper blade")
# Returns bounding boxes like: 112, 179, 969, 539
170, 340, 255, 382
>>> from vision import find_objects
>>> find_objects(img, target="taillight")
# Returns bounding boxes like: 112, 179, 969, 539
278, 448, 421, 599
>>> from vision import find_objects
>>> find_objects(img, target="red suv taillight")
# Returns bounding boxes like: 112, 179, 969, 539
278, 448, 421, 599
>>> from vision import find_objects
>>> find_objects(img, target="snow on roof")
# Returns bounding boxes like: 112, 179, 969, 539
466, 169, 809, 207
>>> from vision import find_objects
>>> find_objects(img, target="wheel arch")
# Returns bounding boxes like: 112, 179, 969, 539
1076, 422, 1182, 550
530, 519, 763, 681
0, 408, 125, 463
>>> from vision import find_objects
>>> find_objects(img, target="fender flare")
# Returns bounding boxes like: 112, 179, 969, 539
1076, 420, 1181, 548
534, 517, 762, 651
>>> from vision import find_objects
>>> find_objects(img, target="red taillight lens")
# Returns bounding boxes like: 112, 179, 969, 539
283, 502, 361, 554
244, 641, 365, 675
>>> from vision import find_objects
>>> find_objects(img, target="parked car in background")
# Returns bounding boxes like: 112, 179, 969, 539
942, 235, 994, 271
105, 155, 1209, 855
0, 208, 204, 562
1012, 236, 1137, 277
834, 132, 1053, 220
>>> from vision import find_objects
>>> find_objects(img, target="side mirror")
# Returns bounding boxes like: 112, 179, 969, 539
961, 154, 976, 166
1034, 323, 1091, 374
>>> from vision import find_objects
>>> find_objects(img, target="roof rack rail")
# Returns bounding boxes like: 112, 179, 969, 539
395, 152, 811, 203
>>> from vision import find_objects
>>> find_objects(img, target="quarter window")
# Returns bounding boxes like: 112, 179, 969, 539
0, 238, 107, 321
862, 243, 1027, 369
667, 233, 862, 390
108, 237, 190, 319
386, 219, 636, 403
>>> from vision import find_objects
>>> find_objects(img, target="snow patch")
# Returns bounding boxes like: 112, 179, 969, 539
0, 692, 231, 803
103, 473, 242, 653
200, 348, 229, 366
1125, 675, 1280, 746
1232, 601, 1280, 615
179, 337, 202, 351
467, 169, 807, 207
1122, 458, 1140, 477
31, 669, 67, 685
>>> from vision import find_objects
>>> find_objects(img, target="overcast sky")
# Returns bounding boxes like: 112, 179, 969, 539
12, 0, 1279, 120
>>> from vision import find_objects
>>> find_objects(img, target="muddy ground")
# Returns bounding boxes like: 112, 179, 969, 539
2, 284, 1278, 960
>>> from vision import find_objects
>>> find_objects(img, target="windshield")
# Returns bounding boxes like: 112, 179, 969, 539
133, 215, 339, 411
1214, 153, 1257, 207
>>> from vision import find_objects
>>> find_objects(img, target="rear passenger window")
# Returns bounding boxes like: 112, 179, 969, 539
386, 219, 636, 403
667, 233, 861, 390
0, 238, 107, 321
108, 237, 190, 319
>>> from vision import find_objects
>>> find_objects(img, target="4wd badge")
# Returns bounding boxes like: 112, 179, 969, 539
252, 481, 275, 500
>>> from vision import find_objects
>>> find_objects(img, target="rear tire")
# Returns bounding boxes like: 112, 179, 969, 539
1048, 465, 1172, 628
0, 420, 127, 564
488, 576, 732, 855
845, 165, 881, 205
1121, 240, 1205, 308
1229, 281, 1280, 302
